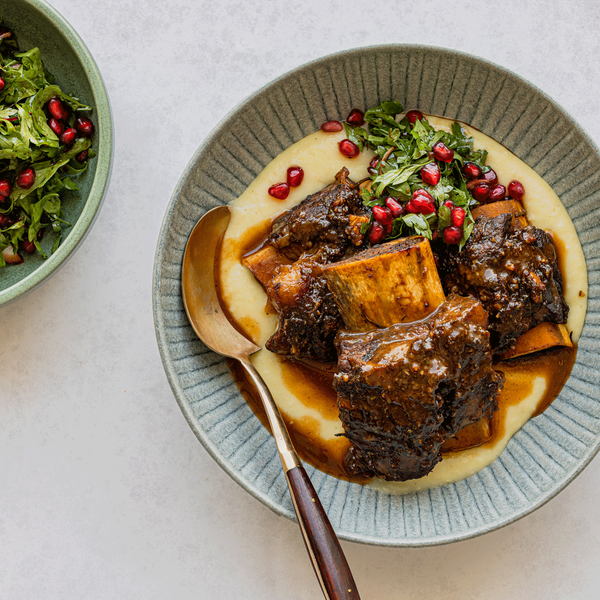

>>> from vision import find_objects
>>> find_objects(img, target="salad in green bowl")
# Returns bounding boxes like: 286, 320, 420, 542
0, 24, 96, 267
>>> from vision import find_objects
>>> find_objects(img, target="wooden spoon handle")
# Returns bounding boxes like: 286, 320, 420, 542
286, 466, 361, 600
239, 358, 360, 600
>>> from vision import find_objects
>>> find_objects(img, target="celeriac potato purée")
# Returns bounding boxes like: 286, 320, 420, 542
219, 116, 588, 494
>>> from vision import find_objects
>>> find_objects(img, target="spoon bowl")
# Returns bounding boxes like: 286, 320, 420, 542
181, 205, 259, 359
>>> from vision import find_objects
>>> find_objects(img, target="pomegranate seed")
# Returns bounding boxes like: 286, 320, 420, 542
451, 207, 466, 227
432, 142, 454, 163
76, 150, 89, 162
367, 156, 379, 175
286, 166, 304, 187
338, 139, 360, 158
346, 109, 364, 126
488, 184, 506, 203
410, 195, 436, 215
48, 118, 64, 136
483, 169, 498, 186
405, 110, 424, 125
48, 96, 65, 120
471, 181, 491, 202
60, 127, 77, 145
431, 229, 439, 241
508, 180, 525, 201
0, 77, 4, 90
421, 163, 441, 186
321, 120, 343, 133
443, 199, 454, 209
268, 182, 290, 200
20, 239, 36, 254
443, 226, 463, 244
463, 162, 482, 179
372, 205, 393, 225
17, 167, 35, 189
413, 188, 434, 201
75, 116, 95, 137
0, 179, 12, 198
368, 222, 385, 244
405, 201, 418, 214
385, 197, 404, 218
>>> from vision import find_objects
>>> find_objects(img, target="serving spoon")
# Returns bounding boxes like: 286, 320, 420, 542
181, 205, 361, 600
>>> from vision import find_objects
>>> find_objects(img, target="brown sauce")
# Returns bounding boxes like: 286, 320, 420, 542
216, 215, 578, 484
227, 357, 360, 482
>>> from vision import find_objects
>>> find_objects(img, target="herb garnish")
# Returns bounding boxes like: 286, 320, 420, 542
345, 101, 492, 249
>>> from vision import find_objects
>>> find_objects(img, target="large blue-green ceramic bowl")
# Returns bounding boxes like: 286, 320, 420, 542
154, 46, 599, 546
0, 0, 113, 307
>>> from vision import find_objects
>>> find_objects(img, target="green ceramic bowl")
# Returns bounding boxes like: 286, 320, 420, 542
0, 0, 113, 307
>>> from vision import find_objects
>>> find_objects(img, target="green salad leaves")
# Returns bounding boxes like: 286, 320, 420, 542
0, 26, 95, 267
344, 101, 493, 249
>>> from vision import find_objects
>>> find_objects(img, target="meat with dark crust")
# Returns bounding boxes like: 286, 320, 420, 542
334, 294, 504, 481
442, 213, 569, 352
265, 259, 343, 362
261, 167, 369, 360
268, 167, 368, 263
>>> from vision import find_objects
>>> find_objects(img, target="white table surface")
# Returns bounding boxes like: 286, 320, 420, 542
3, 1, 600, 598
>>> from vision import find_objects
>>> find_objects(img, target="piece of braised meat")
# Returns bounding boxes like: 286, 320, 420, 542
265, 259, 342, 361
268, 167, 369, 263
253, 167, 369, 360
442, 213, 569, 352
334, 294, 504, 481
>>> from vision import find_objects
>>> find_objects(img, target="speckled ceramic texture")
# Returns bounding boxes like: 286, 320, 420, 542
153, 46, 599, 546
0, 0, 113, 307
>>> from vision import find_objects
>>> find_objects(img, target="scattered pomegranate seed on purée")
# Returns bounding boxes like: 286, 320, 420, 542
508, 180, 525, 201
286, 166, 304, 188
268, 182, 290, 200
0, 25, 97, 265
471, 181, 491, 203
320, 120, 343, 132
337, 139, 359, 158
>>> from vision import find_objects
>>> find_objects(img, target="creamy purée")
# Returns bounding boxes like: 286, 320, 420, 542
219, 116, 588, 494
